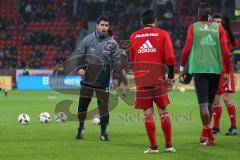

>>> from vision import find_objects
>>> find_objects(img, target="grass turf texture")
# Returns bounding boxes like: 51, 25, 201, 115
0, 90, 239, 160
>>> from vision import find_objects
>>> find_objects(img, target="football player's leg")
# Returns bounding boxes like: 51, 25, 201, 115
212, 95, 222, 134
208, 74, 221, 134
222, 93, 237, 135
76, 86, 94, 139
194, 74, 215, 145
144, 107, 158, 151
155, 95, 175, 152
96, 88, 110, 140
135, 86, 158, 153
208, 74, 221, 120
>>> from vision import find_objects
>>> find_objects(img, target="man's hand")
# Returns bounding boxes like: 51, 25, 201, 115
77, 69, 85, 76
167, 78, 175, 90
223, 73, 230, 87
112, 79, 119, 89
178, 71, 185, 82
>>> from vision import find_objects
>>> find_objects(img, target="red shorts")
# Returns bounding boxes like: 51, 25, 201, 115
134, 86, 170, 110
216, 72, 235, 95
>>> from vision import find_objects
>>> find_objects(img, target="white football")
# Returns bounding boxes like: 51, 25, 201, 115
93, 115, 100, 125
39, 112, 51, 123
55, 112, 67, 123
18, 113, 30, 125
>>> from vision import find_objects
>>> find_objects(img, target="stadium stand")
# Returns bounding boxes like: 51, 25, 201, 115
0, 0, 239, 72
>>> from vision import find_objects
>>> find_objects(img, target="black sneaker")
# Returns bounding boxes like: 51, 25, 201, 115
76, 128, 84, 140
225, 126, 237, 136
99, 133, 110, 141
212, 127, 220, 134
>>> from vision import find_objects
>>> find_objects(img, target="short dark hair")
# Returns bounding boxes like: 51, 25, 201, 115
97, 15, 110, 24
141, 9, 156, 25
198, 3, 211, 18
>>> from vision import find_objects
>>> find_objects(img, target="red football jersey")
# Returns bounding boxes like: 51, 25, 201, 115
221, 30, 239, 73
130, 26, 175, 86
217, 30, 239, 94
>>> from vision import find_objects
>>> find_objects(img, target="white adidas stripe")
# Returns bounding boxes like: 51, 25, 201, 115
143, 43, 148, 49
146, 40, 153, 48
140, 40, 154, 49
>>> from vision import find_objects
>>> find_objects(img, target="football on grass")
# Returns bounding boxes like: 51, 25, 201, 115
18, 113, 30, 125
93, 114, 100, 125
39, 112, 51, 123
55, 112, 67, 123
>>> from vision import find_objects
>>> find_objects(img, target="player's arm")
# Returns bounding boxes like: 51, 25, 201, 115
164, 32, 175, 88
74, 37, 88, 75
219, 25, 231, 85
179, 24, 193, 82
111, 42, 121, 89
179, 24, 193, 71
164, 32, 175, 78
219, 25, 231, 74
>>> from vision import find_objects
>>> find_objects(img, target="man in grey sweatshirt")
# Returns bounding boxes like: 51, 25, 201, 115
75, 16, 121, 141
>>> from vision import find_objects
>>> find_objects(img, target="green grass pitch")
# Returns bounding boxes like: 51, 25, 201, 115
0, 90, 239, 160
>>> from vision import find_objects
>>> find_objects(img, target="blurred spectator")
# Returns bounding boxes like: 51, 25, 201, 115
23, 31, 55, 45
0, 47, 17, 69
54, 55, 65, 65
0, 32, 10, 40
18, 0, 58, 22
0, 18, 14, 40
22, 66, 29, 75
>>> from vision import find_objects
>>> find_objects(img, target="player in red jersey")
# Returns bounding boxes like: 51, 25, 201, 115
212, 15, 239, 135
130, 9, 176, 154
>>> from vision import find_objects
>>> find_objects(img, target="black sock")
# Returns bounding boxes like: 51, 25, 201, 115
79, 121, 84, 131
100, 123, 107, 135
100, 114, 109, 135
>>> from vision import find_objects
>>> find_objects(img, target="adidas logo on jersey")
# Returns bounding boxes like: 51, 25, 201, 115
138, 40, 156, 53
200, 34, 216, 45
